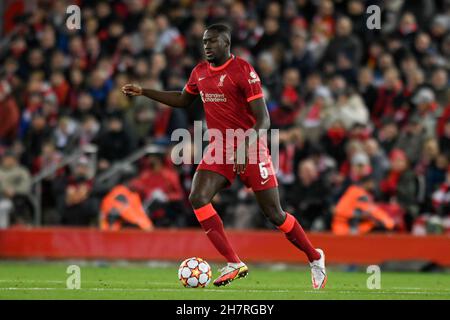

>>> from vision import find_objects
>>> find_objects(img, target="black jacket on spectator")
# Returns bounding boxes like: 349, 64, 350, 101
96, 128, 135, 163
358, 84, 378, 114
285, 177, 331, 230
439, 135, 450, 157
321, 35, 362, 67
23, 126, 53, 168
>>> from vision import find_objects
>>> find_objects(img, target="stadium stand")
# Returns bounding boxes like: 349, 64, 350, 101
0, 0, 449, 236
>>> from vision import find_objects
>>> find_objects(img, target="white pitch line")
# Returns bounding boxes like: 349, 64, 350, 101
0, 279, 174, 286
390, 287, 450, 291
2, 280, 449, 292
0, 280, 63, 283
1, 287, 450, 296
302, 290, 450, 296
0, 287, 289, 293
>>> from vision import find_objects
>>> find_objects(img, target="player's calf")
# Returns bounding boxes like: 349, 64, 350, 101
193, 203, 242, 264
277, 212, 321, 262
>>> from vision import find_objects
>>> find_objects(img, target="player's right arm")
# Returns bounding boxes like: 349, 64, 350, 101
122, 66, 201, 108
121, 84, 197, 109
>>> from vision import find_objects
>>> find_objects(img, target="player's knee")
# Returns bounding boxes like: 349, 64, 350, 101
270, 214, 286, 227
188, 191, 211, 209
262, 205, 285, 226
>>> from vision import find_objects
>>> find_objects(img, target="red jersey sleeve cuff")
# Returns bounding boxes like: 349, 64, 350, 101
246, 93, 264, 102
184, 86, 199, 95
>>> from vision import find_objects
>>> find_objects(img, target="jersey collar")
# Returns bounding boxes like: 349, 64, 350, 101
208, 54, 235, 72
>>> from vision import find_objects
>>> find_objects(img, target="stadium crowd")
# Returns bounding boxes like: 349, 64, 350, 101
0, 0, 450, 234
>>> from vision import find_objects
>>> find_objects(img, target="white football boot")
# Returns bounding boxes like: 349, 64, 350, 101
310, 248, 327, 289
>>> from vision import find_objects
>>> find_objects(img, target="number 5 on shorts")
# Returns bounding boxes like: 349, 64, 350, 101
259, 162, 268, 179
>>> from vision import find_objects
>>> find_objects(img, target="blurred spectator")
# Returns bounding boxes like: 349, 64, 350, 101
347, 0, 371, 44
418, 138, 448, 201
312, 0, 336, 40
129, 152, 186, 227
252, 17, 284, 57
396, 12, 419, 49
339, 151, 372, 195
321, 16, 362, 74
430, 68, 450, 110
271, 68, 303, 128
323, 88, 369, 130
285, 159, 332, 231
395, 115, 428, 165
0, 152, 32, 227
96, 112, 136, 168
89, 69, 113, 107
357, 67, 378, 113
364, 138, 390, 186
277, 127, 313, 185
284, 29, 314, 78
319, 119, 348, 167
100, 184, 154, 231
58, 157, 97, 226
439, 119, 450, 156
432, 165, 450, 216
33, 141, 64, 224
53, 116, 79, 153
298, 86, 333, 143
332, 174, 395, 235
150, 103, 188, 141
0, 81, 20, 145
410, 87, 438, 137
78, 115, 100, 148
22, 112, 53, 168
380, 149, 420, 230
371, 67, 405, 127
72, 91, 100, 121
256, 51, 281, 102
32, 141, 63, 175
377, 118, 400, 155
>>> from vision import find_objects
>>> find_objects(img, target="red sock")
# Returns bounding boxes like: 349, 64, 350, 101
278, 212, 320, 262
194, 203, 241, 263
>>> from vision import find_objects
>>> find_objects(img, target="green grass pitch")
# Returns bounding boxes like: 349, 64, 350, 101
0, 262, 449, 300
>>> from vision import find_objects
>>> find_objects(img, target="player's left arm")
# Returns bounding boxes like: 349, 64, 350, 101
234, 61, 270, 174
249, 97, 271, 128
234, 98, 270, 174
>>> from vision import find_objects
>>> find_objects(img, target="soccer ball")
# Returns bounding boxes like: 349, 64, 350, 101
178, 257, 212, 288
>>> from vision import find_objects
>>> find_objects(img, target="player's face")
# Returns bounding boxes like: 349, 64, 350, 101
202, 30, 228, 63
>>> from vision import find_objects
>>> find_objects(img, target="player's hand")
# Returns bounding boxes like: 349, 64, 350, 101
122, 83, 143, 96
233, 143, 248, 175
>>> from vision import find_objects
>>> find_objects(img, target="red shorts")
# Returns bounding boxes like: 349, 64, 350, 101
196, 143, 278, 191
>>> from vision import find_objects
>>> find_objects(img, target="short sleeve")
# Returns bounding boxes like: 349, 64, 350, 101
239, 61, 264, 102
184, 68, 199, 95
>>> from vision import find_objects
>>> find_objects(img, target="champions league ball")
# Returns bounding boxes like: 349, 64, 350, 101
178, 257, 212, 288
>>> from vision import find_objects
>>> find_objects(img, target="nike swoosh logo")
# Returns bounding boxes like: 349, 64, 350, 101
261, 179, 270, 185
199, 77, 206, 81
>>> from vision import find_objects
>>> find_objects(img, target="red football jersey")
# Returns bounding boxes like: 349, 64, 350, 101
184, 54, 264, 136
185, 55, 278, 190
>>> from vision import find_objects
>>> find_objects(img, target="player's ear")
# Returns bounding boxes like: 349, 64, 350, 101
222, 34, 231, 47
